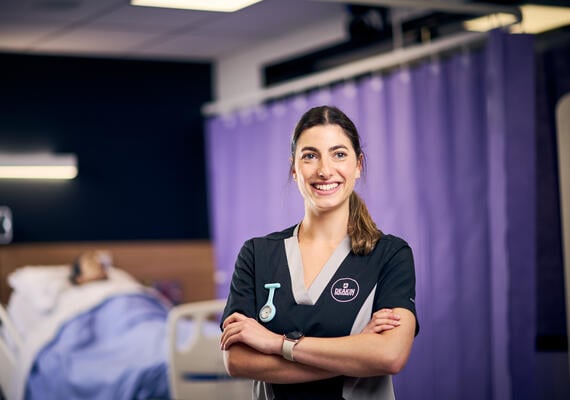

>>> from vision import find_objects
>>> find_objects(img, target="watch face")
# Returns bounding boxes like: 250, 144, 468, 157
260, 305, 272, 319
286, 330, 304, 340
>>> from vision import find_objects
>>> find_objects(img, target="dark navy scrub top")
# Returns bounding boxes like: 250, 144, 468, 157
222, 224, 419, 400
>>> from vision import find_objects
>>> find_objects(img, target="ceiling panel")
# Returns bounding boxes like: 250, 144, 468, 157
137, 34, 255, 60
85, 3, 218, 30
0, 0, 347, 61
0, 0, 128, 22
27, 28, 163, 55
1, 1, 566, 63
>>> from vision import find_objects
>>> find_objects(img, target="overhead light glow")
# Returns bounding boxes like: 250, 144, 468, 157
0, 154, 78, 180
464, 13, 518, 32
130, 0, 263, 12
464, 4, 570, 34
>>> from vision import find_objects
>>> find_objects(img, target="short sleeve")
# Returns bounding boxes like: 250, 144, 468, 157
374, 244, 420, 335
220, 239, 257, 330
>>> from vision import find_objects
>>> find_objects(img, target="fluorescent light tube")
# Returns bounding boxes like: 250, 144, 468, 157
0, 153, 78, 180
463, 13, 518, 32
464, 4, 570, 34
131, 0, 263, 12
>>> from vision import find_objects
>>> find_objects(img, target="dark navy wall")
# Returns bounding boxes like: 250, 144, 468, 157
0, 53, 212, 242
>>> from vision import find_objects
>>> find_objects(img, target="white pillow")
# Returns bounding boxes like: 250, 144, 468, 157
7, 266, 71, 314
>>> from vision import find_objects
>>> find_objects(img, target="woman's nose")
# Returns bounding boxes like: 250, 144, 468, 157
317, 160, 332, 179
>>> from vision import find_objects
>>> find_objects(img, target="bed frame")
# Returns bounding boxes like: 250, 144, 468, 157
0, 240, 216, 306
168, 299, 252, 400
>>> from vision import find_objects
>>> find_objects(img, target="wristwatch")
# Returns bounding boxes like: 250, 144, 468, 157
282, 330, 304, 362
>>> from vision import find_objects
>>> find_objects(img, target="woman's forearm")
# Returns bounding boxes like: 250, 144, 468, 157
223, 343, 338, 384
291, 333, 406, 377
292, 308, 416, 377
221, 308, 415, 380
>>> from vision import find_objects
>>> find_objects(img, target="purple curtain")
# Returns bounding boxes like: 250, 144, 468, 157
205, 30, 535, 399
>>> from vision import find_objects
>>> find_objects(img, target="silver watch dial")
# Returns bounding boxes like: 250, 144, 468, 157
259, 304, 273, 320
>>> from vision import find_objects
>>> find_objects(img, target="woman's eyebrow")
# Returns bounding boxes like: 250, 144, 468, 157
299, 144, 349, 153
329, 144, 349, 151
300, 146, 319, 153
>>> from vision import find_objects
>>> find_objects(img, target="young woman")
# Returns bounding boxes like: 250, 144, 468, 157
220, 105, 419, 399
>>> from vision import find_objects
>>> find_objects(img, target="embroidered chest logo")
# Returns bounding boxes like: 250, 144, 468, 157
330, 278, 360, 303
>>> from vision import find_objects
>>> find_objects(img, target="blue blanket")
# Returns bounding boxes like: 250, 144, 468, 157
25, 293, 171, 400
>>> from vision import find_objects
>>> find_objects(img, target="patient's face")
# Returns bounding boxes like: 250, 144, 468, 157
74, 250, 109, 284
82, 257, 107, 280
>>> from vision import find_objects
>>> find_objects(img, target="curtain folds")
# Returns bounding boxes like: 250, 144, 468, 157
206, 29, 535, 399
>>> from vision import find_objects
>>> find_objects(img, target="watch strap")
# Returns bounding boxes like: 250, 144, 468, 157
282, 337, 297, 361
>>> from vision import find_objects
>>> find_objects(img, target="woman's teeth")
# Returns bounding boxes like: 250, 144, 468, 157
314, 183, 339, 191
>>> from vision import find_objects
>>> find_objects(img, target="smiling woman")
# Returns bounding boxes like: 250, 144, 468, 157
220, 105, 419, 400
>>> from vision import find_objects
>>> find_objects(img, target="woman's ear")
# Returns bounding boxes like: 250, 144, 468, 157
290, 157, 296, 180
356, 154, 363, 179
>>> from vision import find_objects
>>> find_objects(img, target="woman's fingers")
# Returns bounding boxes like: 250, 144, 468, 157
372, 309, 401, 321
361, 319, 399, 334
361, 308, 401, 334
220, 323, 238, 350
221, 313, 244, 349
222, 312, 246, 329
221, 313, 280, 353
221, 319, 246, 350
372, 310, 400, 324
370, 324, 397, 333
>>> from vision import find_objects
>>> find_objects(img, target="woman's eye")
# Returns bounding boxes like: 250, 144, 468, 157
334, 152, 347, 159
301, 153, 316, 160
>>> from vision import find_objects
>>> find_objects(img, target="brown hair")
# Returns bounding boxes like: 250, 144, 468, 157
290, 105, 382, 255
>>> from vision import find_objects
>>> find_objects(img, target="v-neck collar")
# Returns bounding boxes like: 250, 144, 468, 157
284, 223, 351, 305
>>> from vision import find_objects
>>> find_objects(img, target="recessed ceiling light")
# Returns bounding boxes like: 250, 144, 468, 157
130, 0, 263, 12
464, 4, 570, 34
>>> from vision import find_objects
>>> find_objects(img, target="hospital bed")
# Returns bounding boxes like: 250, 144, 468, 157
0, 241, 252, 400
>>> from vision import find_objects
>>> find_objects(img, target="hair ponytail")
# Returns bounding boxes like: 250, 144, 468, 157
348, 192, 382, 255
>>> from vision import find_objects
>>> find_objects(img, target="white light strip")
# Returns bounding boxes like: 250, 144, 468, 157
0, 154, 78, 180
130, 0, 263, 12
0, 166, 78, 180
464, 5, 570, 34
464, 13, 518, 32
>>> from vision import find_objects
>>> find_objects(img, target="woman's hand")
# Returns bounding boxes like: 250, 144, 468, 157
360, 308, 401, 334
221, 312, 282, 355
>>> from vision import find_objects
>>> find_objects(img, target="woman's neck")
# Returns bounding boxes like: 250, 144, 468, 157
299, 206, 349, 245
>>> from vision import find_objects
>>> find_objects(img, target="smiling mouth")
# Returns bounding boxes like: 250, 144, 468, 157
312, 183, 339, 191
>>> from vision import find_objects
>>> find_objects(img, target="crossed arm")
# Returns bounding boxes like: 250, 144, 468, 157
220, 307, 416, 384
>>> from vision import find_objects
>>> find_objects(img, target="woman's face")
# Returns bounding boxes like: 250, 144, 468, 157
292, 124, 361, 215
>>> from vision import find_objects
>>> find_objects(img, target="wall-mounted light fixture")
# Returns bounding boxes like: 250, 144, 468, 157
0, 153, 78, 180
